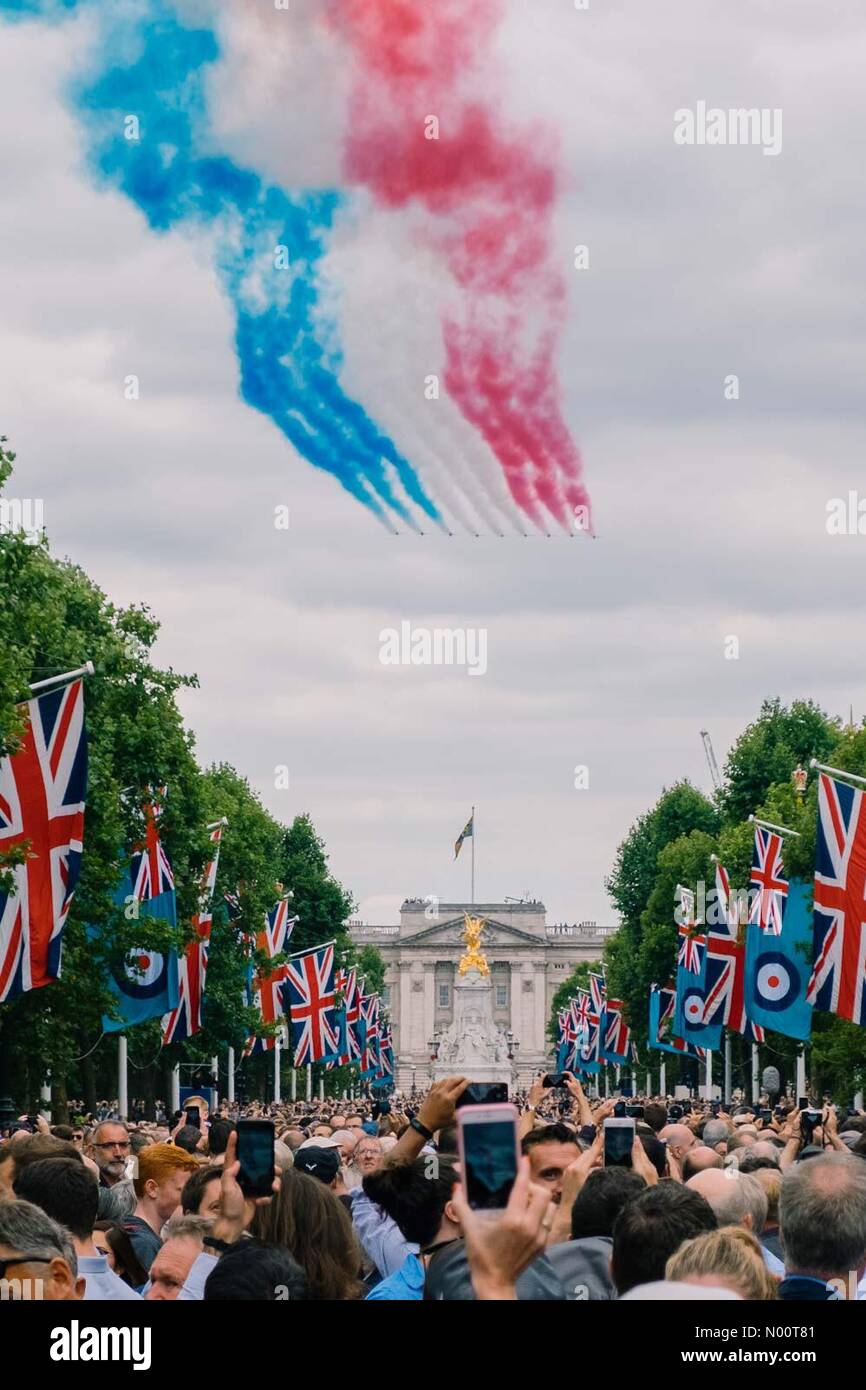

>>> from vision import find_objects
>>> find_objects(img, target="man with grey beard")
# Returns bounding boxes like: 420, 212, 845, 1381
87, 1120, 136, 1221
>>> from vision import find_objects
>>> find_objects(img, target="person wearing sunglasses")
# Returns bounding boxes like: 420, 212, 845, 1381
0, 1198, 84, 1301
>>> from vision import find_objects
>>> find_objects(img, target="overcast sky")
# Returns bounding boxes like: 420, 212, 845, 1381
2, 1, 865, 928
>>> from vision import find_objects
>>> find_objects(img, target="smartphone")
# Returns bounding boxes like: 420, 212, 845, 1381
185, 1107, 201, 1129
798, 1096, 810, 1111
759, 1108, 772, 1124
613, 1101, 627, 1118
668, 1104, 683, 1121
626, 1105, 644, 1120
236, 1119, 275, 1198
455, 1082, 509, 1110
710, 1101, 721, 1117
542, 1073, 571, 1089
800, 1108, 821, 1144
603, 1118, 635, 1168
457, 1104, 520, 1211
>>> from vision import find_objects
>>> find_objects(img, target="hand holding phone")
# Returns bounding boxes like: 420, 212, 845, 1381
603, 1118, 635, 1169
457, 1103, 520, 1211
235, 1119, 276, 1198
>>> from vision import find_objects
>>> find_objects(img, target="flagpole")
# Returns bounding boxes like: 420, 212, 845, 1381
227, 1047, 235, 1103
659, 1059, 666, 1098
118, 1036, 128, 1121
724, 1033, 731, 1106
28, 660, 94, 694
751, 1043, 760, 1105
704, 1047, 712, 1100
796, 1045, 807, 1101
274, 1036, 281, 1104
471, 805, 475, 904
810, 757, 866, 789
748, 814, 800, 838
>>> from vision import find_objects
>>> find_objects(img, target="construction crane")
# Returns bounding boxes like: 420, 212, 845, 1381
700, 730, 723, 792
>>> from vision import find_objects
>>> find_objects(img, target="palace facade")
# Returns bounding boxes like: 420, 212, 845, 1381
346, 898, 617, 1089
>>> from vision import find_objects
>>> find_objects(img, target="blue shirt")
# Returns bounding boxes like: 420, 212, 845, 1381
78, 1253, 142, 1301
365, 1253, 425, 1301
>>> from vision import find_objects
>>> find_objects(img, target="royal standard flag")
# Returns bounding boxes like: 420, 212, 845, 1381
745, 877, 813, 1042
454, 813, 474, 860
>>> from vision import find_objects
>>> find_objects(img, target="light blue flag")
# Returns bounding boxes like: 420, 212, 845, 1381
99, 866, 180, 1032
675, 938, 723, 1049
745, 877, 813, 1042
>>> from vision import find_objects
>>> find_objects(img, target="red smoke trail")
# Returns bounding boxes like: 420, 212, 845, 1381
331, 0, 591, 532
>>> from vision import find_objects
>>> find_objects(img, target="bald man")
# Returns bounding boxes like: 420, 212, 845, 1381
681, 1145, 724, 1182
659, 1124, 697, 1166
686, 1167, 783, 1276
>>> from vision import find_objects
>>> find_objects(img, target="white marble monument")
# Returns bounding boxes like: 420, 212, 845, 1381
432, 915, 512, 1084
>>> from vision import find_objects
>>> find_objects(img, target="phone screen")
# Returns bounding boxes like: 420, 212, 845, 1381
613, 1101, 626, 1118
604, 1119, 635, 1168
455, 1082, 509, 1110
460, 1112, 519, 1210
236, 1119, 275, 1198
185, 1107, 201, 1129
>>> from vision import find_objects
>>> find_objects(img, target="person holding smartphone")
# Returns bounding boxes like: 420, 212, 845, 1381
175, 1129, 281, 1300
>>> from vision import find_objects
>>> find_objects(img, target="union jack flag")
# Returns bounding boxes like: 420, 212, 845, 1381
677, 883, 706, 973
333, 965, 362, 1063
588, 971, 606, 1016
162, 821, 225, 1045
806, 773, 866, 1026
376, 1020, 394, 1080
601, 997, 631, 1062
129, 787, 174, 903
749, 826, 788, 935
573, 989, 592, 1038
284, 942, 339, 1065
358, 992, 381, 1074
244, 897, 297, 1055
573, 988, 601, 1069
0, 680, 87, 1001
555, 1004, 579, 1070
678, 921, 705, 975
703, 862, 764, 1041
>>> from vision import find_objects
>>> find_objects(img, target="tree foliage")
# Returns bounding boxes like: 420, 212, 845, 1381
0, 441, 362, 1112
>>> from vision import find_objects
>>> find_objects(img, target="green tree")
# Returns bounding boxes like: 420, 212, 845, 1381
719, 698, 839, 826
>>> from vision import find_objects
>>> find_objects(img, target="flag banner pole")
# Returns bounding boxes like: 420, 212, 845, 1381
471, 804, 475, 904
748, 814, 800, 838
118, 1036, 128, 1120
810, 757, 866, 789
28, 660, 95, 694
286, 939, 336, 960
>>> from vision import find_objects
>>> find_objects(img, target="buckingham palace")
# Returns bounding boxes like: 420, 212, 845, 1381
346, 898, 616, 1089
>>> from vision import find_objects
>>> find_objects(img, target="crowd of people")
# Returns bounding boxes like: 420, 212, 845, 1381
2, 1074, 866, 1302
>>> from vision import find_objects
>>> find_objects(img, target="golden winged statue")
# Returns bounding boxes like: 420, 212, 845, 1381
458, 912, 490, 977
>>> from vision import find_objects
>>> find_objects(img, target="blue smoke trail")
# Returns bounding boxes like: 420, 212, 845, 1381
2, 0, 441, 527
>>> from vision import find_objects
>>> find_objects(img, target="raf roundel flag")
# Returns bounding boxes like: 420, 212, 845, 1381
100, 876, 180, 1032
674, 930, 722, 1049
746, 877, 814, 1041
